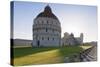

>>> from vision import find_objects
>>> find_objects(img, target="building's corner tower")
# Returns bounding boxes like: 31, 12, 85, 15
80, 33, 83, 44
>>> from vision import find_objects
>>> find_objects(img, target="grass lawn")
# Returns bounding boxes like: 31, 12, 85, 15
12, 46, 84, 66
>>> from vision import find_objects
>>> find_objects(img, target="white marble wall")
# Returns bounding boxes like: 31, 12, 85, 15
32, 17, 61, 47
61, 33, 83, 46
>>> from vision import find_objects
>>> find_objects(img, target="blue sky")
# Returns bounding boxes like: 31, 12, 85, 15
13, 1, 97, 42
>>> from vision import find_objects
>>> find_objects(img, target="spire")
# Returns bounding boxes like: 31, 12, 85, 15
80, 33, 83, 40
36, 4, 58, 20
79, 33, 83, 44
44, 5, 52, 13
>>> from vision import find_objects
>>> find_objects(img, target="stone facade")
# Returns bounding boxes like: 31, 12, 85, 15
32, 5, 61, 47
62, 32, 83, 46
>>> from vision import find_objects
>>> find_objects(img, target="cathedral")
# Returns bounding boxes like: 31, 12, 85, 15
32, 5, 61, 47
62, 32, 83, 46
32, 5, 83, 47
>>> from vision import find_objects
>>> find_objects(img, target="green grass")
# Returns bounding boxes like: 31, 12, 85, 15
13, 46, 83, 66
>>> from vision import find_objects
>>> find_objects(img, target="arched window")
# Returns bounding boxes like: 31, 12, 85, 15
53, 38, 54, 40
37, 29, 38, 32
52, 29, 54, 32
48, 37, 49, 40
37, 20, 39, 24
47, 20, 48, 24
50, 21, 53, 24
42, 37, 44, 40
46, 28, 48, 32
42, 20, 44, 24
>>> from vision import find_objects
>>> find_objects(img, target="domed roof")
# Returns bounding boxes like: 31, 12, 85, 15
36, 5, 58, 20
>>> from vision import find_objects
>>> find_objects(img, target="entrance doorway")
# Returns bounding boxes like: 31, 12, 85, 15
37, 40, 40, 47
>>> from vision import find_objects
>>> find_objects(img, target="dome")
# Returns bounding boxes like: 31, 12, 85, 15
32, 5, 61, 47
36, 5, 58, 20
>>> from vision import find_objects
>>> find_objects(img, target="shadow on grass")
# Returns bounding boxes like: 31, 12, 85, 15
58, 46, 83, 62
13, 47, 58, 58
12, 46, 84, 66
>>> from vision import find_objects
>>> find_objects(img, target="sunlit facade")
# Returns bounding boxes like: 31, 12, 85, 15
32, 5, 61, 47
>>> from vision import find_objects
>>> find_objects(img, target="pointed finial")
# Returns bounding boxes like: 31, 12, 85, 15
44, 4, 52, 13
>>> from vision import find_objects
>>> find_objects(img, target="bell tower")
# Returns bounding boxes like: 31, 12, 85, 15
80, 33, 83, 43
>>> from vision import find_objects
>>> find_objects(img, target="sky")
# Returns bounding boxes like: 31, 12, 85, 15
12, 1, 97, 42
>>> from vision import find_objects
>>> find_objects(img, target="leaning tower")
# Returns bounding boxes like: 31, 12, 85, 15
32, 5, 61, 47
